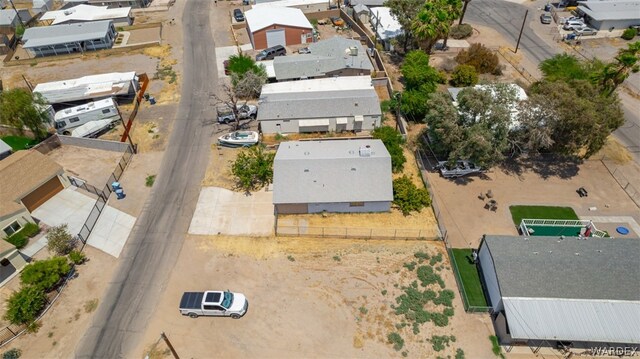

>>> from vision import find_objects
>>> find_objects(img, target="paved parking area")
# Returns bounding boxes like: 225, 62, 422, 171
188, 187, 274, 236
31, 188, 136, 257
215, 45, 238, 79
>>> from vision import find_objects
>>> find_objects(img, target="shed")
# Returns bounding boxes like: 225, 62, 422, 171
273, 139, 393, 214
478, 235, 640, 347
257, 76, 382, 134
22, 19, 117, 57
577, 0, 640, 30
370, 7, 402, 51
245, 7, 313, 50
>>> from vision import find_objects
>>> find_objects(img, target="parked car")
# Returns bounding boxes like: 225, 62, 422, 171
179, 291, 248, 319
573, 26, 598, 36
255, 45, 286, 61
562, 20, 585, 30
233, 9, 244, 22
540, 13, 553, 24
217, 103, 258, 124
436, 160, 483, 178
297, 47, 311, 54
559, 16, 581, 24
330, 16, 344, 27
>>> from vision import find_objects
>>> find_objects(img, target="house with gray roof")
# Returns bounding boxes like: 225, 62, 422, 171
22, 19, 117, 57
478, 235, 640, 348
257, 76, 382, 134
273, 37, 373, 81
273, 139, 393, 214
577, 0, 640, 30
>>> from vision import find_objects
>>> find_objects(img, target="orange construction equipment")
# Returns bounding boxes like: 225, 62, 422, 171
120, 73, 150, 144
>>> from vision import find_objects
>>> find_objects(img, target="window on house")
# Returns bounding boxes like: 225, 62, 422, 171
102, 109, 111, 114
3, 221, 21, 236
69, 117, 80, 123
349, 202, 365, 207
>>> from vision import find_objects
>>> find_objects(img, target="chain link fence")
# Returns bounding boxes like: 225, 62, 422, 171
599, 156, 640, 208
275, 224, 438, 240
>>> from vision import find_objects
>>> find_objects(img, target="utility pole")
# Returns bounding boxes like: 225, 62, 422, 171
7, 0, 26, 28
459, 0, 471, 25
160, 332, 180, 359
515, 9, 528, 53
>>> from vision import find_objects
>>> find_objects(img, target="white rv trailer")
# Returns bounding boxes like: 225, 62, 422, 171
71, 119, 116, 138
54, 98, 120, 135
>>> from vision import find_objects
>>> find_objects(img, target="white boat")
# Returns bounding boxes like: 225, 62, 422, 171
218, 131, 259, 147
71, 119, 116, 138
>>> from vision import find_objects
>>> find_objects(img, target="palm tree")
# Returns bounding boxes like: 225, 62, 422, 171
412, 0, 463, 52
593, 41, 640, 96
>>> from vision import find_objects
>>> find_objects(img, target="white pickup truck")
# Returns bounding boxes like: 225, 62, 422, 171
179, 291, 248, 319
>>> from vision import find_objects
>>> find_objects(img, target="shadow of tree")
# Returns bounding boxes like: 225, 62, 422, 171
499, 154, 583, 180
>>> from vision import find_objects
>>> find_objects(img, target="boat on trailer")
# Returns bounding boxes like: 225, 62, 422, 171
218, 131, 260, 147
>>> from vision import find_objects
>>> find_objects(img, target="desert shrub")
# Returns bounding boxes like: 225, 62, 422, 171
387, 332, 405, 351
46, 224, 77, 255
20, 257, 70, 291
441, 57, 458, 72
450, 24, 473, 39
2, 349, 21, 359
393, 176, 431, 215
3, 286, 46, 326
622, 28, 637, 40
455, 43, 500, 74
372, 126, 406, 172
433, 289, 455, 307
69, 250, 87, 264
431, 335, 455, 351
5, 233, 27, 249
455, 348, 466, 359
450, 65, 479, 87
416, 265, 445, 288
231, 145, 275, 192
21, 223, 40, 238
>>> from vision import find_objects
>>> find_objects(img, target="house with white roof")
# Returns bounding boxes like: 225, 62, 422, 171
251, 0, 328, 13
40, 4, 132, 26
273, 139, 393, 214
370, 7, 402, 50
577, 0, 640, 30
33, 71, 139, 105
245, 7, 313, 49
22, 20, 117, 57
257, 76, 382, 134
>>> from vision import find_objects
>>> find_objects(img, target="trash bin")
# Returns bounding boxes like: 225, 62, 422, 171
115, 188, 126, 200
111, 181, 121, 191
544, 3, 551, 12
149, 96, 156, 105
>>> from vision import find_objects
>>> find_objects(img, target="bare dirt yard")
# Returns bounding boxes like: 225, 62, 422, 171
0, 247, 117, 358
46, 145, 124, 187
134, 236, 495, 359
426, 157, 640, 248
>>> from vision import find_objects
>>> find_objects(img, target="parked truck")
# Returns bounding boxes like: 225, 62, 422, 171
179, 291, 248, 319
216, 104, 258, 124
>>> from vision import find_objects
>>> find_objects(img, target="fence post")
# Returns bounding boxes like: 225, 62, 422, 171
322, 227, 324, 238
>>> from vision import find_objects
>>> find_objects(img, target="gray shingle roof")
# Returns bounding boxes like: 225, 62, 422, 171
577, 0, 640, 21
482, 235, 640, 301
273, 139, 393, 204
22, 20, 112, 48
258, 89, 381, 121
273, 37, 372, 80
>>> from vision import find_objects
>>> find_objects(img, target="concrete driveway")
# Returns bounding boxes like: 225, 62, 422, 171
189, 187, 274, 236
215, 45, 238, 79
31, 188, 136, 258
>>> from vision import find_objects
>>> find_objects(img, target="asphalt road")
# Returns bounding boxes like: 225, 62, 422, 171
466, 0, 640, 164
76, 1, 216, 357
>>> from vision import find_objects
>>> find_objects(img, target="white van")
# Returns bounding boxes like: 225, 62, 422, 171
54, 98, 120, 135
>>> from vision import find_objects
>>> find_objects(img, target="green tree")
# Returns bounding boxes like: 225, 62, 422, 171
0, 89, 51, 140
20, 257, 71, 291
46, 224, 77, 256
539, 53, 603, 82
412, 0, 462, 52
454, 43, 500, 74
3, 286, 46, 326
384, 0, 424, 52
593, 41, 640, 97
400, 89, 431, 122
450, 64, 478, 86
399, 51, 442, 121
227, 53, 266, 78
372, 126, 407, 172
231, 145, 275, 192
393, 176, 431, 215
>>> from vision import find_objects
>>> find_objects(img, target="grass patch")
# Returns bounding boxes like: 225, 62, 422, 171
450, 248, 488, 307
1, 135, 38, 151
387, 332, 404, 351
489, 335, 505, 358
509, 205, 578, 227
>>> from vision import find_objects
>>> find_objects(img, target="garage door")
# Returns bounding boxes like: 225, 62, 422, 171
21, 176, 64, 212
266, 29, 286, 48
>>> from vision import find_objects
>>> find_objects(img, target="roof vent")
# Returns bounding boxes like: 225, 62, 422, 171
533, 251, 538, 255
359, 146, 372, 157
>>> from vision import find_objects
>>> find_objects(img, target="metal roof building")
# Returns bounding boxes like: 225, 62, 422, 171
251, 0, 328, 13
273, 37, 373, 81
33, 71, 139, 105
577, 0, 640, 30
478, 235, 640, 347
273, 139, 392, 214
40, 4, 132, 26
22, 20, 117, 57
257, 76, 382, 134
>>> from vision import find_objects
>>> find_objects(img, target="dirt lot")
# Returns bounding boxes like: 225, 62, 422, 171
134, 235, 495, 359
47, 145, 124, 187
426, 158, 640, 248
0, 247, 117, 358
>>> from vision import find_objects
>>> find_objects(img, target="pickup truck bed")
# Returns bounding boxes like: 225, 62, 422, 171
180, 292, 204, 310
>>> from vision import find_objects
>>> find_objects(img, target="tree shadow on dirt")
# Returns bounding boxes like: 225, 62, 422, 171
499, 154, 583, 180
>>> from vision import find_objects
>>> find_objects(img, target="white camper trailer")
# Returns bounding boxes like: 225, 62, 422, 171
54, 98, 120, 135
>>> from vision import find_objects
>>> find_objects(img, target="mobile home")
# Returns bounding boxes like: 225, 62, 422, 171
54, 98, 120, 135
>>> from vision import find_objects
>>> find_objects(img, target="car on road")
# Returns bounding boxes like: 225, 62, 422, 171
255, 45, 286, 61
573, 26, 598, 36
180, 291, 248, 319
540, 13, 552, 24
562, 20, 585, 30
233, 9, 244, 22
217, 103, 258, 124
